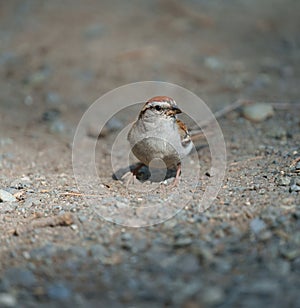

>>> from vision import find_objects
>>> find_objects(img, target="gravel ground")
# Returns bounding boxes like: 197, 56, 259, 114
0, 1, 300, 307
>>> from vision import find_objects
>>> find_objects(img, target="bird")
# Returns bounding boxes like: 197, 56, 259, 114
127, 96, 193, 185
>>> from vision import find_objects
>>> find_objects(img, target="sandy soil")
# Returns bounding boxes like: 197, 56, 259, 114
0, 1, 299, 307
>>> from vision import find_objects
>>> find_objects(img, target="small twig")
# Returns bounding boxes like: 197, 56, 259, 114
12, 213, 74, 236
229, 156, 264, 166
190, 130, 215, 141
290, 156, 300, 167
60, 192, 100, 197
190, 99, 250, 135
60, 192, 85, 197
190, 100, 299, 136
213, 99, 251, 119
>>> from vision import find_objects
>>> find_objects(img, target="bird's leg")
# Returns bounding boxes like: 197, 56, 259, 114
171, 163, 181, 187
131, 162, 145, 176
124, 162, 145, 187
121, 162, 145, 187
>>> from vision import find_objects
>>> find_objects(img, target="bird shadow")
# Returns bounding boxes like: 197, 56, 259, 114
112, 144, 208, 183
112, 163, 177, 183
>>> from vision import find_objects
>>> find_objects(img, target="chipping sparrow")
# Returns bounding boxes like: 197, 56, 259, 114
127, 96, 193, 185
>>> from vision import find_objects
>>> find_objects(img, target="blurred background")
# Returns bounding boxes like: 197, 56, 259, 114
1, 2, 300, 307
1, 0, 299, 135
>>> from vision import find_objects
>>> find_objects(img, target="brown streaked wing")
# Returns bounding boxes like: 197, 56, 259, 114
176, 119, 191, 146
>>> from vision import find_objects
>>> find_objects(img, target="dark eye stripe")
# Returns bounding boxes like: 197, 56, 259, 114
149, 105, 163, 111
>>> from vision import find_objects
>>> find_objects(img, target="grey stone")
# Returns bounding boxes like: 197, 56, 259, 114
289, 184, 300, 192
78, 215, 87, 223
46, 92, 61, 105
277, 176, 290, 186
42, 109, 61, 122
268, 127, 287, 140
46, 283, 71, 301
5, 268, 36, 287
292, 257, 300, 273
178, 255, 200, 274
90, 244, 108, 258
242, 103, 274, 122
68, 246, 87, 258
257, 230, 272, 241
23, 197, 41, 208
0, 189, 16, 202
250, 218, 266, 234
100, 117, 124, 137
202, 286, 224, 305
0, 138, 13, 146
204, 57, 224, 70
10, 177, 32, 189
281, 248, 300, 260
247, 279, 279, 294
49, 119, 65, 133
172, 280, 202, 304
0, 293, 17, 307
26, 68, 50, 87
0, 202, 18, 213
30, 244, 57, 260
173, 237, 193, 248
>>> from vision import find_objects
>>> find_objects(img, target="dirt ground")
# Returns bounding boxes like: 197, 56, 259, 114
0, 0, 300, 307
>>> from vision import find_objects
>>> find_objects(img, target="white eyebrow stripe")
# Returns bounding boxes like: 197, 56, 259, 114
148, 102, 172, 108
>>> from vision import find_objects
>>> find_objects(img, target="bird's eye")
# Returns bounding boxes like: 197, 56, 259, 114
155, 105, 162, 111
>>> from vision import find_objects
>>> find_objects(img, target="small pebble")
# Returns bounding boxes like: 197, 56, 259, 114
277, 176, 290, 186
0, 189, 16, 202
0, 202, 18, 213
42, 109, 61, 122
293, 177, 300, 186
248, 279, 279, 294
24, 95, 33, 106
89, 244, 108, 258
10, 177, 32, 189
242, 103, 274, 122
281, 249, 300, 260
292, 257, 300, 273
104, 116, 123, 132
27, 68, 50, 87
0, 138, 13, 146
46, 92, 61, 105
250, 218, 266, 234
21, 251, 30, 260
49, 119, 65, 133
258, 230, 272, 241
23, 197, 41, 208
202, 286, 224, 305
70, 224, 78, 231
0, 293, 17, 307
174, 237, 193, 248
5, 268, 36, 287
268, 127, 287, 140
46, 283, 71, 301
88, 117, 123, 138
289, 184, 300, 192
78, 215, 87, 223
204, 57, 224, 70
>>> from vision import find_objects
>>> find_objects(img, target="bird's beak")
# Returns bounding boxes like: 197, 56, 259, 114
172, 106, 182, 114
